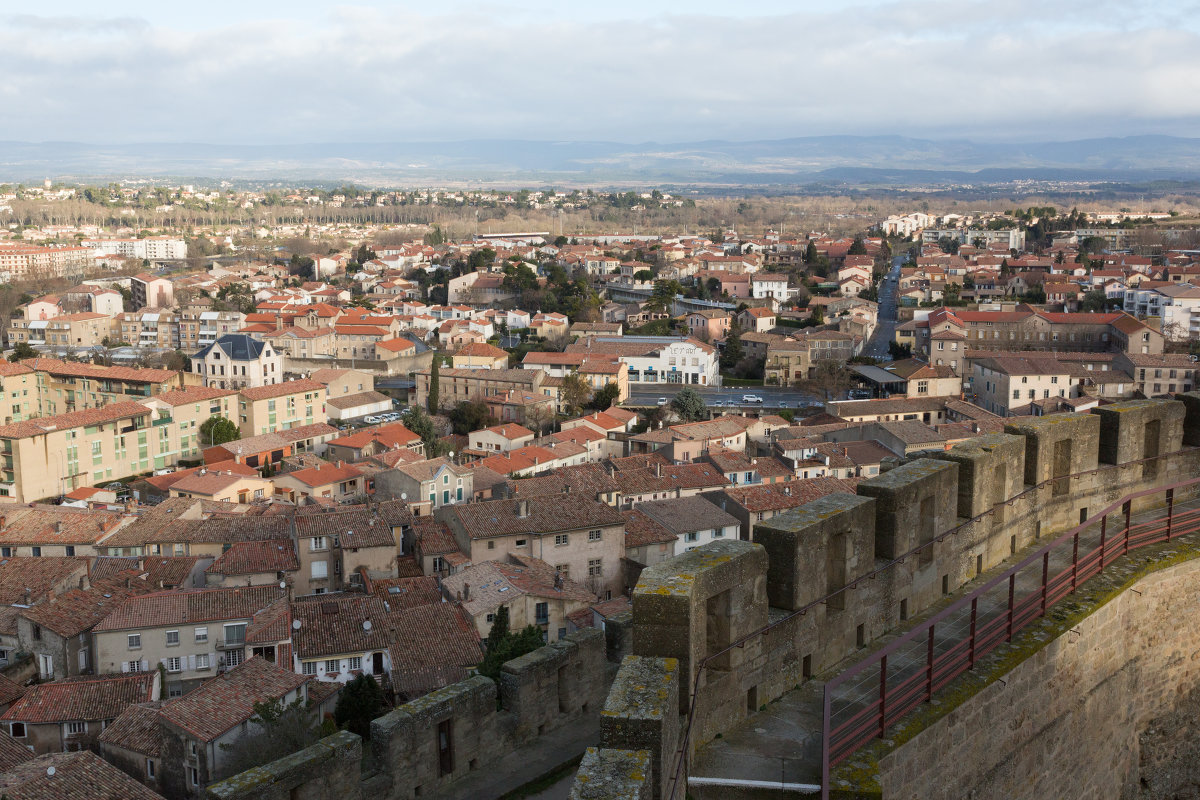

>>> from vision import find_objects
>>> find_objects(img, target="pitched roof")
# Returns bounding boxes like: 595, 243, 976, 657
385, 603, 481, 679
151, 386, 238, 406
1, 673, 157, 724
621, 509, 678, 548
370, 576, 443, 609
0, 401, 151, 440
280, 460, 363, 488
0, 729, 33, 772
206, 540, 299, 576
0, 556, 89, 605
448, 495, 623, 540
0, 751, 164, 800
291, 594, 391, 658
239, 379, 325, 401
158, 657, 308, 742
93, 585, 288, 632
720, 478, 861, 512
327, 390, 391, 410
442, 556, 594, 616
635, 495, 741, 535
96, 704, 163, 758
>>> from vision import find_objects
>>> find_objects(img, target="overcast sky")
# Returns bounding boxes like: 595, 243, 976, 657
3, 1, 1199, 145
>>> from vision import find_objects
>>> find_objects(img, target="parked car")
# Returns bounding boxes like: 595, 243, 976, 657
364, 415, 380, 424
742, 394, 763, 403
657, 397, 668, 406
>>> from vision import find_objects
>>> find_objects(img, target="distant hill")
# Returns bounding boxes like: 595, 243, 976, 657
3, 135, 1200, 185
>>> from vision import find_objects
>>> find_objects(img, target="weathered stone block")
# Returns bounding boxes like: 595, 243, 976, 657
206, 731, 361, 800
632, 540, 768, 712
601, 656, 680, 800
1092, 398, 1185, 466
1005, 413, 1100, 488
934, 433, 1026, 519
857, 458, 958, 561
569, 748, 653, 800
753, 493, 876, 611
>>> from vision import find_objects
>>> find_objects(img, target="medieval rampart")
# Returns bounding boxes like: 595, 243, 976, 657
575, 397, 1200, 799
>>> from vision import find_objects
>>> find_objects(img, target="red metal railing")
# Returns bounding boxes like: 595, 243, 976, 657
658, 450, 1199, 800
819, 477, 1200, 799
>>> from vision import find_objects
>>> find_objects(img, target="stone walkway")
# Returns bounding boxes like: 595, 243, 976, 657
689, 494, 1200, 791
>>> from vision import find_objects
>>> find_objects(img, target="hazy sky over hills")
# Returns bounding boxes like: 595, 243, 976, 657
4, 1, 1199, 145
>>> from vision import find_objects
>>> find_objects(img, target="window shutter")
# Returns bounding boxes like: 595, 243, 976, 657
141, 659, 149, 672
121, 661, 129, 673
188, 655, 195, 671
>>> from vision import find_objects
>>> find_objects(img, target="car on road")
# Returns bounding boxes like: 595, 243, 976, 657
742, 394, 763, 403
779, 401, 788, 408
657, 397, 668, 406
848, 389, 872, 400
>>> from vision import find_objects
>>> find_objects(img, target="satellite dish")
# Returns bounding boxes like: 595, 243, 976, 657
292, 619, 302, 630
363, 620, 372, 631
46, 767, 56, 777
400, 493, 407, 501
279, 581, 287, 589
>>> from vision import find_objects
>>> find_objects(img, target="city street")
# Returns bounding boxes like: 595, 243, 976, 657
627, 385, 820, 410
862, 256, 903, 360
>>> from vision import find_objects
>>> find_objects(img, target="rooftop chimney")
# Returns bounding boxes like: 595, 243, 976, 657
463, 582, 470, 601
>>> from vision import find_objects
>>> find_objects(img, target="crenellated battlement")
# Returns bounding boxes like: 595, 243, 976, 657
577, 397, 1200, 800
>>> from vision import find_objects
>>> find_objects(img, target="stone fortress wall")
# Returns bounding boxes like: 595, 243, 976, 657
207, 396, 1200, 800
576, 396, 1200, 799
207, 627, 610, 800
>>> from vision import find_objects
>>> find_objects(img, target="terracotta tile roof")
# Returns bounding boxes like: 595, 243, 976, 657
0, 556, 89, 605
93, 585, 288, 632
278, 460, 363, 488
151, 386, 238, 406
23, 357, 177, 385
327, 390, 391, 410
326, 422, 420, 450
123, 556, 201, 589
392, 456, 469, 483
385, 603, 481, 683
21, 581, 150, 638
238, 379, 325, 401
158, 657, 308, 742
377, 337, 417, 353
621, 509, 678, 548
635, 495, 741, 536
0, 751, 163, 800
293, 507, 405, 548
0, 674, 25, 708
0, 401, 151, 440
367, 448, 426, 469
721, 478, 861, 512
292, 594, 391, 659
0, 507, 126, 546
371, 576, 442, 609
412, 518, 462, 558
1, 673, 157, 724
96, 704, 162, 758
442, 556, 594, 615
449, 495, 623, 540
395, 556, 424, 577
206, 540, 298, 575
455, 342, 508, 359
612, 463, 729, 495
481, 423, 535, 441
0, 729, 33, 771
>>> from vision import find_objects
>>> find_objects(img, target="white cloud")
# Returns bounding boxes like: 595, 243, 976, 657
1, 2, 1199, 144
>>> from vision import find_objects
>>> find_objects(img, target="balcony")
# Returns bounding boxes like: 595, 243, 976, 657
214, 638, 245, 651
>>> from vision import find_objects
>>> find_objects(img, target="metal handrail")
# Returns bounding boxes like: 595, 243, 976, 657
820, 476, 1200, 799
660, 446, 1199, 800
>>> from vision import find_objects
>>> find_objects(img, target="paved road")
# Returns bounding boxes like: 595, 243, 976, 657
627, 385, 820, 410
862, 256, 903, 360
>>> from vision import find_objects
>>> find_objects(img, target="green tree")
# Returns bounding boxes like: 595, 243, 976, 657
7, 342, 36, 362
447, 400, 494, 435
589, 382, 622, 411
671, 387, 707, 422
888, 340, 913, 360
848, 237, 867, 256
200, 415, 240, 447
334, 674, 386, 741
803, 240, 818, 264
720, 322, 744, 371
218, 696, 321, 779
647, 280, 682, 313
633, 269, 654, 282
404, 406, 444, 457
427, 357, 440, 414
560, 373, 593, 416
554, 235, 569, 248
478, 607, 545, 684
1080, 288, 1109, 312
